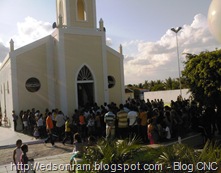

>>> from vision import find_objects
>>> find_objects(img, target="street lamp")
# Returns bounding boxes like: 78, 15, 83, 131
171, 27, 182, 97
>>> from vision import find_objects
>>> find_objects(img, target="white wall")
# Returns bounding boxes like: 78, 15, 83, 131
0, 56, 13, 127
144, 89, 191, 104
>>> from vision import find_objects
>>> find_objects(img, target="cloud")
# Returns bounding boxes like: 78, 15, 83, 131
123, 13, 221, 84
13, 16, 54, 48
0, 16, 53, 63
0, 42, 9, 65
106, 37, 112, 46
1, 14, 221, 85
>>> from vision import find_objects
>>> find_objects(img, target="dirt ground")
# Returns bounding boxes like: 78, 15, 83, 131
0, 142, 73, 166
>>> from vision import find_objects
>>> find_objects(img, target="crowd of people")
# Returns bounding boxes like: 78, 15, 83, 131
12, 97, 221, 145
10, 97, 221, 172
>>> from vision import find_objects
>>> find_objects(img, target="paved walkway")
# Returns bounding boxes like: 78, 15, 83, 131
0, 132, 205, 173
0, 153, 74, 173
0, 126, 209, 173
0, 126, 74, 173
0, 127, 42, 148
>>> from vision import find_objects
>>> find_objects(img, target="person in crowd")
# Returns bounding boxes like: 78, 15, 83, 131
170, 105, 180, 138
148, 117, 160, 144
44, 112, 55, 147
161, 122, 171, 141
27, 110, 36, 136
52, 109, 58, 127
163, 107, 172, 133
104, 105, 116, 140
84, 108, 90, 121
33, 125, 40, 139
78, 111, 86, 141
20, 144, 34, 173
36, 114, 44, 138
87, 115, 95, 136
104, 102, 109, 111
70, 133, 84, 166
72, 109, 79, 126
139, 107, 148, 143
62, 117, 73, 145
128, 106, 139, 136
147, 119, 155, 144
116, 104, 129, 139
12, 110, 18, 131
22, 112, 28, 132
95, 111, 102, 137
55, 111, 66, 141
13, 139, 23, 173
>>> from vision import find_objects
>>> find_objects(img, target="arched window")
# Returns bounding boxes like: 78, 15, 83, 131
77, 0, 86, 21
77, 66, 93, 81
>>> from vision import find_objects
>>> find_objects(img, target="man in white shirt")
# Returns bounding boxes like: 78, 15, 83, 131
128, 106, 139, 136
55, 111, 66, 141
37, 114, 44, 138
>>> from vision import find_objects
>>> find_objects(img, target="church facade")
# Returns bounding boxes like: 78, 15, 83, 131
0, 0, 125, 124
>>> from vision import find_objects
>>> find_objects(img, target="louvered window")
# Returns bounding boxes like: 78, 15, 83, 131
77, 66, 93, 81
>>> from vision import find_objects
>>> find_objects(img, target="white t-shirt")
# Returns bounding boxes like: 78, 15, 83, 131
15, 148, 22, 164
128, 111, 138, 126
55, 114, 66, 127
37, 117, 43, 127
165, 126, 171, 139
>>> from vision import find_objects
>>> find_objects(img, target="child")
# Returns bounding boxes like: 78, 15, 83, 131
20, 144, 34, 173
13, 139, 23, 173
70, 133, 84, 166
33, 125, 40, 139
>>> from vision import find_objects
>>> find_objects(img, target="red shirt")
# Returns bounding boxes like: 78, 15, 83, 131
46, 116, 53, 130
79, 115, 85, 125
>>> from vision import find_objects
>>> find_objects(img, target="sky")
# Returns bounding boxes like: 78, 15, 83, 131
0, 0, 221, 85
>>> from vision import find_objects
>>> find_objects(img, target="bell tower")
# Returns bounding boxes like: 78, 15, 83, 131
56, 0, 97, 29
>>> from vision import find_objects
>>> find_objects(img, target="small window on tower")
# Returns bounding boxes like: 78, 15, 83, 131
77, 0, 87, 21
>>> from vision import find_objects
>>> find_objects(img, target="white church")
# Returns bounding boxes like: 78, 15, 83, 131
0, 0, 125, 126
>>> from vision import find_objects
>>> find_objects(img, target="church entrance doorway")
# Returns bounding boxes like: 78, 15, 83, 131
77, 82, 94, 108
77, 65, 95, 108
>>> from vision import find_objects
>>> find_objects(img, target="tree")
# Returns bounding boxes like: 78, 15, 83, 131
82, 138, 221, 173
165, 77, 173, 90
157, 141, 221, 173
143, 80, 149, 90
138, 83, 143, 89
171, 78, 180, 90
151, 80, 165, 91
182, 49, 221, 106
82, 136, 148, 173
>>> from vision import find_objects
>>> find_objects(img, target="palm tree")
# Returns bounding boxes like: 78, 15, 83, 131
82, 136, 158, 173
157, 141, 221, 173
165, 77, 173, 90
79, 137, 221, 173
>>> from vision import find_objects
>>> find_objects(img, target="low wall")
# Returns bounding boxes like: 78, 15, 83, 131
144, 89, 191, 104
